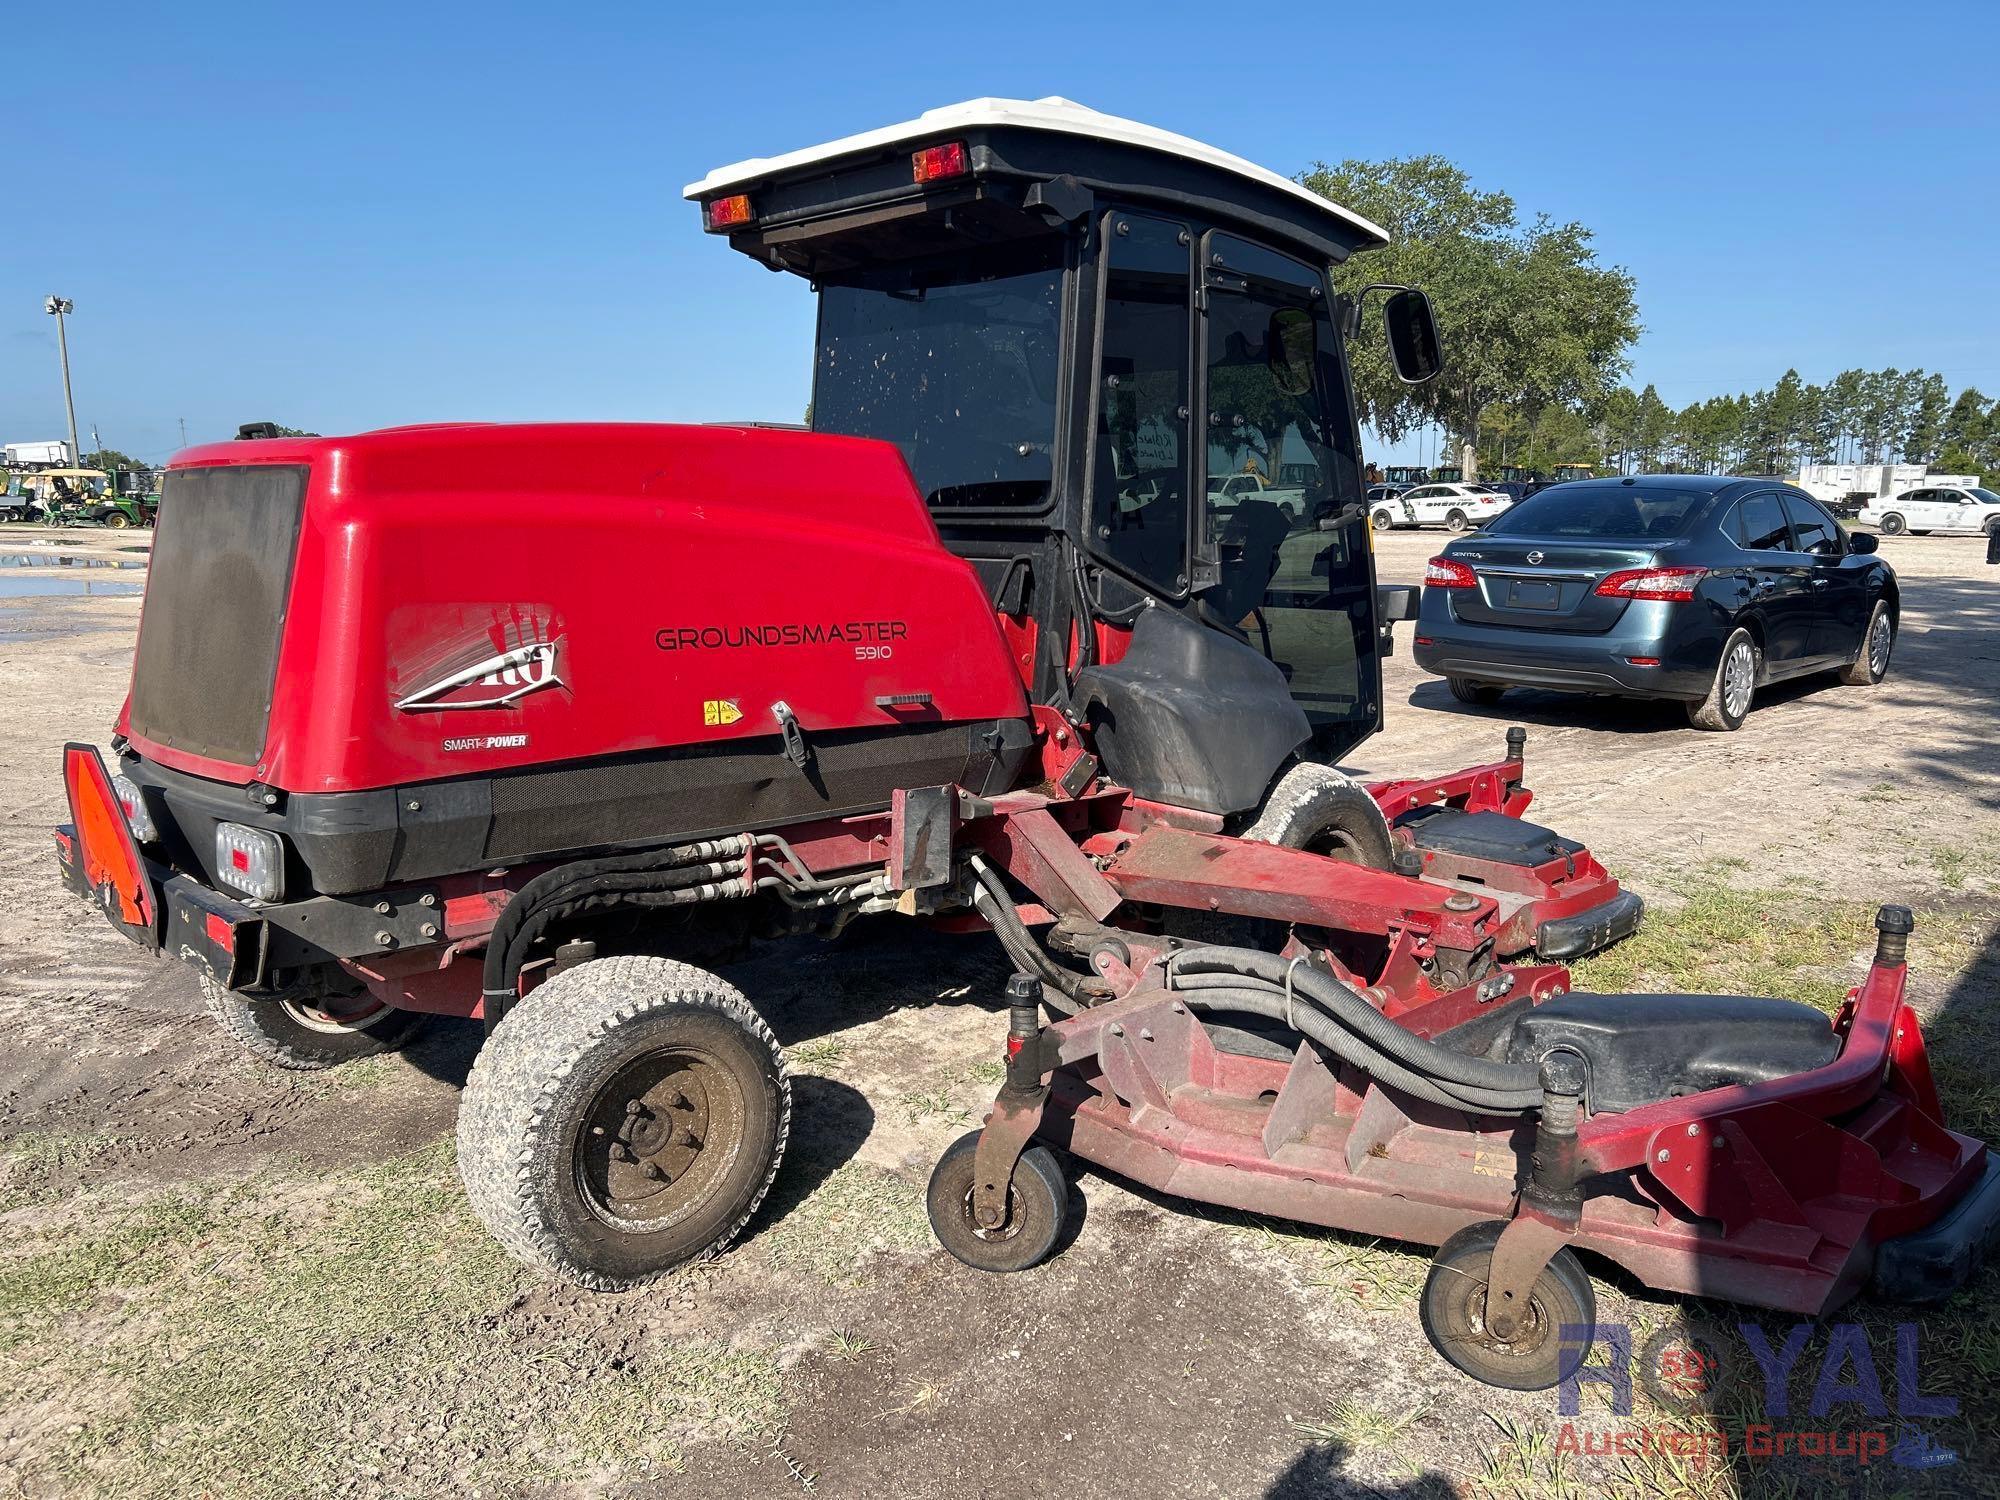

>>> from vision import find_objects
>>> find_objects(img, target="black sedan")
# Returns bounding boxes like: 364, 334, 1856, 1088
1411, 476, 1898, 731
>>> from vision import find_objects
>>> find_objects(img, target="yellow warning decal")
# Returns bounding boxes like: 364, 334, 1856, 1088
703, 699, 743, 727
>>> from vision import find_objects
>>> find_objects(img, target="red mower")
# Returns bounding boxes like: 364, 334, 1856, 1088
57, 98, 1998, 1388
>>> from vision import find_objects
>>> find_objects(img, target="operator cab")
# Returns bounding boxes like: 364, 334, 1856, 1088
688, 97, 1440, 780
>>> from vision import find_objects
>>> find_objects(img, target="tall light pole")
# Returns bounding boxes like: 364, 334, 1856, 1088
44, 297, 82, 468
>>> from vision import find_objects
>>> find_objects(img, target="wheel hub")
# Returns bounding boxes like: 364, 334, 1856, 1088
579, 1049, 739, 1226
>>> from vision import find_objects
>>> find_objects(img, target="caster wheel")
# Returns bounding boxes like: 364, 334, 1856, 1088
1420, 1221, 1596, 1390
927, 1129, 1067, 1273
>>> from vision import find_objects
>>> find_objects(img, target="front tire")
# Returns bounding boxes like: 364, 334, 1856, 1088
1445, 509, 1470, 532
1879, 512, 1907, 535
104, 511, 132, 529
1839, 601, 1895, 685
1447, 676, 1505, 707
1687, 627, 1759, 731
1371, 509, 1395, 531
456, 955, 789, 1290
201, 973, 426, 1070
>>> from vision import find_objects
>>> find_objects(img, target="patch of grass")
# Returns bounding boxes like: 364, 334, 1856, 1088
761, 1161, 929, 1285
1858, 781, 1900, 804
0, 1140, 788, 1497
1291, 1394, 1433, 1449
1571, 871, 1861, 1015
1233, 1218, 1429, 1313
897, 1058, 1005, 1126
787, 1037, 850, 1072
824, 1329, 875, 1362
0, 1130, 122, 1211
1934, 847, 1970, 891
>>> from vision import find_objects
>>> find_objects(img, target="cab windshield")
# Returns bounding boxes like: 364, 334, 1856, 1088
812, 240, 1064, 509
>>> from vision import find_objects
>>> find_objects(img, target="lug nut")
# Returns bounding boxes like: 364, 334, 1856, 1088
373, 930, 394, 946
641, 1162, 665, 1181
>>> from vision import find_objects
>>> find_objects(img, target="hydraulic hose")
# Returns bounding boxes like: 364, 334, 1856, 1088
966, 855, 1100, 1013
1165, 974, 1540, 1113
481, 835, 754, 1006
1169, 946, 1541, 1098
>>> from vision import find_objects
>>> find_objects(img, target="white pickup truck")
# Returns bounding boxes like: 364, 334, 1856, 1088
1858, 485, 2000, 536
1207, 471, 1306, 520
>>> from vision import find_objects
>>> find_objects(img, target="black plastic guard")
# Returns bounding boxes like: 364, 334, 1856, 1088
1874, 1150, 2000, 1305
1075, 606, 1310, 815
1536, 889, 1645, 959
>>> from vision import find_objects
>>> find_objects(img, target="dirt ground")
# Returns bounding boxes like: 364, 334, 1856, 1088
2, 523, 1997, 1499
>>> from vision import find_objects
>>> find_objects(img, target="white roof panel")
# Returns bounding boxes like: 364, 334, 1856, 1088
683, 96, 1388, 249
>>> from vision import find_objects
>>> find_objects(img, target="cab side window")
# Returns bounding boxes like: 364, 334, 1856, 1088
1734, 493, 1793, 551
1091, 214, 1193, 591
1781, 493, 1840, 555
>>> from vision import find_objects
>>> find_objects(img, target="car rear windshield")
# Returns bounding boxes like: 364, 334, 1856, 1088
1483, 483, 1711, 539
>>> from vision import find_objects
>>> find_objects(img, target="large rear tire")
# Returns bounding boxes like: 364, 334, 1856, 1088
201, 973, 426, 1070
1242, 762, 1395, 868
456, 955, 788, 1290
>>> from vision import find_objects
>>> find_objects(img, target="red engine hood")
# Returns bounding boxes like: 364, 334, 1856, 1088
120, 422, 1030, 793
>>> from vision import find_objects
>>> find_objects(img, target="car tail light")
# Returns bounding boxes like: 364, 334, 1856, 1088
1594, 566, 1708, 603
703, 194, 754, 232
110, 772, 157, 843
1424, 557, 1477, 589
911, 141, 969, 183
215, 822, 284, 902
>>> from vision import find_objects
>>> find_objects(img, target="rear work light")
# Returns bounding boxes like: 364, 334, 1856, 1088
1594, 566, 1708, 603
110, 773, 158, 843
911, 140, 969, 183
1424, 556, 1477, 589
215, 822, 284, 903
703, 194, 754, 232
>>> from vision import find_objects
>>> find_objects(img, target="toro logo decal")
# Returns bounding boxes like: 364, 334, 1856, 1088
395, 641, 562, 712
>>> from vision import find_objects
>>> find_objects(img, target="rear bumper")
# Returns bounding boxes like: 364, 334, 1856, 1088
1873, 1149, 2000, 1304
1414, 630, 1711, 699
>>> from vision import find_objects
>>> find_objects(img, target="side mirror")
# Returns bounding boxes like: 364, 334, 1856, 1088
1384, 288, 1443, 384
1848, 531, 1878, 555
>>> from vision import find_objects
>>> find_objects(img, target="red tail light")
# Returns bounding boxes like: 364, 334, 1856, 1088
911, 141, 969, 183
1594, 566, 1708, 602
61, 743, 155, 930
703, 194, 754, 232
1424, 557, 1477, 589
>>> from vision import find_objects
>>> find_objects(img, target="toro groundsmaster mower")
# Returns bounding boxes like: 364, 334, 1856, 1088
56, 97, 2000, 1388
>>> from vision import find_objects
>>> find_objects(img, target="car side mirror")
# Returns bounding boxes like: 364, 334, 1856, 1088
1384, 289, 1443, 385
1848, 531, 1877, 555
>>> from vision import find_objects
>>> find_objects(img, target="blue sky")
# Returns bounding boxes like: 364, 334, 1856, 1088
8, 0, 1996, 465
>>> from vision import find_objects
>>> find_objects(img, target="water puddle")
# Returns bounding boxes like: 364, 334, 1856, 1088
0, 554, 145, 569
0, 577, 144, 598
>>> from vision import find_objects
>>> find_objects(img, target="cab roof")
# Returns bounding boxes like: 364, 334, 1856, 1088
684, 96, 1389, 251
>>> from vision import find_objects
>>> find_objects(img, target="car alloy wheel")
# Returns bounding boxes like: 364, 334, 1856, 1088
1868, 613, 1893, 678
1721, 639, 1755, 721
